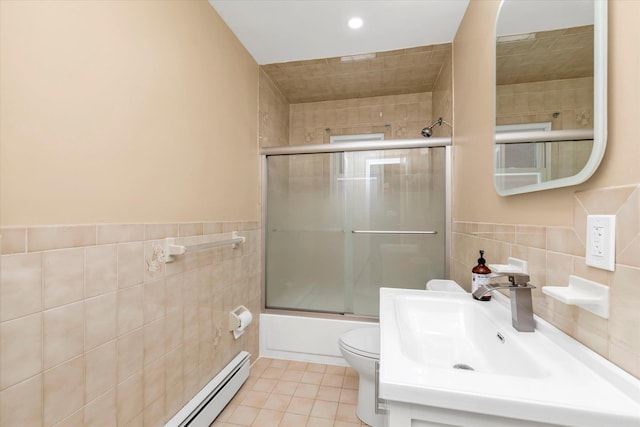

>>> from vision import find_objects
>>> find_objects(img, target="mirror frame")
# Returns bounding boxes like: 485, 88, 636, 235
493, 0, 607, 196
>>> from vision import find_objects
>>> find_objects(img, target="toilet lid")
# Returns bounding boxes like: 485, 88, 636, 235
339, 326, 380, 359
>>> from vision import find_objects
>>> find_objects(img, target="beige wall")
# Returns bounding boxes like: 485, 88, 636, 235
453, 0, 640, 225
0, 222, 261, 426
453, 0, 640, 378
431, 51, 453, 138
0, 0, 259, 226
0, 2, 263, 426
450, 185, 640, 378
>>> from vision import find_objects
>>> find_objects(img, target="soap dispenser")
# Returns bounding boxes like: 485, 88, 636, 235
472, 250, 492, 300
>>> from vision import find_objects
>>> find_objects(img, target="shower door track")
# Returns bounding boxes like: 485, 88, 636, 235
260, 137, 452, 319
351, 230, 438, 235
260, 137, 451, 156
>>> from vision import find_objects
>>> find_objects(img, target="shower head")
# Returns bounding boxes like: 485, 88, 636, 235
421, 117, 443, 138
421, 127, 434, 138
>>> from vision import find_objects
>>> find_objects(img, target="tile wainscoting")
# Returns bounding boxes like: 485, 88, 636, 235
0, 221, 261, 427
451, 184, 640, 379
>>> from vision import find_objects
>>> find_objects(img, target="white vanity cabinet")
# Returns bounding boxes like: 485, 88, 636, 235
386, 401, 565, 427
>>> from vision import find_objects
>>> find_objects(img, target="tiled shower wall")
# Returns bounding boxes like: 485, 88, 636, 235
259, 68, 290, 148
431, 48, 453, 139
496, 77, 593, 129
496, 77, 595, 182
451, 184, 640, 379
261, 44, 451, 104
260, 46, 453, 149
289, 92, 433, 145
0, 221, 261, 426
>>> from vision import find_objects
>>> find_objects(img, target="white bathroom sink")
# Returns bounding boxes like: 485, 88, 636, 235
394, 294, 547, 378
379, 287, 640, 427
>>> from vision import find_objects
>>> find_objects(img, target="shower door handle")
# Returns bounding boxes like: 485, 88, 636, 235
351, 230, 437, 235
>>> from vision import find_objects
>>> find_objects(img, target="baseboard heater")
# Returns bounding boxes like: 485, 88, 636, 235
165, 351, 251, 427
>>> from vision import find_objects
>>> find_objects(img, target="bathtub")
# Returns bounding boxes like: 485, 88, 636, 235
259, 313, 378, 365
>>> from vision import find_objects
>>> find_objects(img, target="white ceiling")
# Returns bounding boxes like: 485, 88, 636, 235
208, 0, 470, 65
497, 0, 593, 35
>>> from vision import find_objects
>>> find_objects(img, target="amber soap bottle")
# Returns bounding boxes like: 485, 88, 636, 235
471, 250, 492, 300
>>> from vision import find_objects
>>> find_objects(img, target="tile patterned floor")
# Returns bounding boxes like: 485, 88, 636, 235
211, 357, 371, 427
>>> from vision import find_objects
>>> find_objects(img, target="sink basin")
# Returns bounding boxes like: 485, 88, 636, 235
394, 294, 547, 378
380, 287, 640, 427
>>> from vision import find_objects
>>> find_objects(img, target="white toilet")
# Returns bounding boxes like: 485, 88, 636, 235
339, 280, 466, 426
338, 326, 383, 427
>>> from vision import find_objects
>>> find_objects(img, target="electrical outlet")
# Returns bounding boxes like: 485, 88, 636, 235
585, 215, 616, 271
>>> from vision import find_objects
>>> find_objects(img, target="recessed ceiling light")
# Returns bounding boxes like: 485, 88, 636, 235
348, 17, 363, 29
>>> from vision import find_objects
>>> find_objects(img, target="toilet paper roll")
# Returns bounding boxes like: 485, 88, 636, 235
233, 309, 253, 339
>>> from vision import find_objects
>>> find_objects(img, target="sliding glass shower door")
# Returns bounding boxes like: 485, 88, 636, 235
265, 146, 446, 317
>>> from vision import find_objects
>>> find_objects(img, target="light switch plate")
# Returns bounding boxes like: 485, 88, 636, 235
585, 215, 616, 271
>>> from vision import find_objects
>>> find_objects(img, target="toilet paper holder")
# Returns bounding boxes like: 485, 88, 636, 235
229, 305, 252, 339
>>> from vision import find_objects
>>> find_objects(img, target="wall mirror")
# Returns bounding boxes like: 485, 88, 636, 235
494, 0, 607, 195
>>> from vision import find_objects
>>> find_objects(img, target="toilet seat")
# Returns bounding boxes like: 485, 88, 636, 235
339, 327, 380, 359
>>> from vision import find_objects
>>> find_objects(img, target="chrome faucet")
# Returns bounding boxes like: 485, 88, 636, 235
472, 273, 536, 332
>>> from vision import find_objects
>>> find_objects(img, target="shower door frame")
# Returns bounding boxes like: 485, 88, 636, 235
260, 137, 452, 321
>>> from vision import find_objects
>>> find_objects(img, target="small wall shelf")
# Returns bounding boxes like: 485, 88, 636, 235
489, 257, 528, 274
542, 275, 609, 319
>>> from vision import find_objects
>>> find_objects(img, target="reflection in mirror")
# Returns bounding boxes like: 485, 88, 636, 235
494, 0, 606, 195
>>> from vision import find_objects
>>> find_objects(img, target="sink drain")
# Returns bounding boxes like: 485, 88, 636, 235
453, 363, 474, 371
